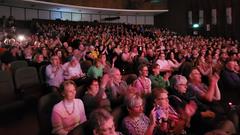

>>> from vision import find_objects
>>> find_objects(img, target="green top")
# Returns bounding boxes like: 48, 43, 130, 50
87, 66, 103, 79
149, 74, 169, 89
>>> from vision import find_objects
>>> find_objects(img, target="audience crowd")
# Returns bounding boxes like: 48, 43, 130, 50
1, 18, 240, 135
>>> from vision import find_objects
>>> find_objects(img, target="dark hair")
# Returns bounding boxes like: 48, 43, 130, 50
85, 77, 99, 89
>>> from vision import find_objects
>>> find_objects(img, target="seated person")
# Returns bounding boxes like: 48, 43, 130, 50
169, 75, 237, 135
122, 93, 150, 135
133, 64, 151, 96
149, 64, 170, 89
51, 80, 87, 135
87, 58, 103, 79
188, 68, 221, 103
146, 88, 189, 135
29, 53, 49, 72
105, 68, 128, 108
82, 77, 111, 118
46, 55, 64, 90
89, 108, 123, 135
219, 59, 240, 105
63, 56, 84, 80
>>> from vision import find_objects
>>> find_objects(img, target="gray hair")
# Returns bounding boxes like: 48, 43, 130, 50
108, 67, 120, 78
170, 75, 188, 88
124, 94, 143, 109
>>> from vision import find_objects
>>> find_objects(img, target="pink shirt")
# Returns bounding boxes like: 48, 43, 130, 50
51, 99, 87, 135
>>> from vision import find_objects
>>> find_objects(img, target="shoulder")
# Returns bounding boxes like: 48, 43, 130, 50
52, 101, 64, 113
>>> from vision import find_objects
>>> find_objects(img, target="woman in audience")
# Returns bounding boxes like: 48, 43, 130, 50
149, 63, 170, 89
82, 77, 111, 118
63, 56, 84, 81
87, 58, 103, 79
98, 53, 111, 73
51, 80, 87, 135
133, 64, 151, 96
45, 55, 64, 90
146, 88, 188, 135
122, 93, 150, 135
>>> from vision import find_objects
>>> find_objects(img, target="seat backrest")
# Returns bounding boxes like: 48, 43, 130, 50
10, 60, 28, 73
67, 121, 92, 135
80, 60, 92, 73
38, 92, 62, 135
14, 67, 40, 90
0, 71, 16, 105
39, 65, 47, 84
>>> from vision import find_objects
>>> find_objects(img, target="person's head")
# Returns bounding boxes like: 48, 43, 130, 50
69, 56, 78, 66
67, 46, 73, 54
108, 68, 122, 83
59, 80, 77, 101
94, 58, 101, 68
99, 54, 107, 62
86, 78, 99, 96
151, 63, 160, 76
188, 68, 202, 83
56, 50, 63, 58
159, 53, 166, 60
89, 109, 117, 135
226, 59, 238, 72
125, 94, 144, 117
171, 75, 188, 94
34, 53, 44, 63
153, 88, 169, 109
138, 64, 148, 77
50, 55, 60, 66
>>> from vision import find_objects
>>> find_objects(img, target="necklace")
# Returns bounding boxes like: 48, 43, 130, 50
63, 100, 75, 115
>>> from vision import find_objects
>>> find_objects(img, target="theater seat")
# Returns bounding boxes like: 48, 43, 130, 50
14, 67, 43, 105
0, 70, 25, 120
38, 92, 62, 135
10, 60, 28, 73
67, 121, 91, 135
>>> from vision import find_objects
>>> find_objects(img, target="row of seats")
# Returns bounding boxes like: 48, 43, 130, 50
0, 60, 45, 121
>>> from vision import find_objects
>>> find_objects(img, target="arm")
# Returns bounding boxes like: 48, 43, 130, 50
51, 108, 68, 135
213, 83, 221, 101
78, 100, 87, 124
46, 65, 56, 79
145, 108, 157, 135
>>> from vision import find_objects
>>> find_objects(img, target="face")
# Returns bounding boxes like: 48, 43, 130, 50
89, 80, 99, 95
154, 92, 169, 109
159, 54, 166, 60
189, 69, 202, 82
129, 99, 144, 116
140, 66, 148, 77
226, 61, 238, 71
70, 58, 78, 66
113, 70, 122, 82
51, 56, 60, 66
152, 65, 160, 75
94, 118, 116, 135
174, 82, 187, 94
63, 84, 76, 101
36, 54, 44, 63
